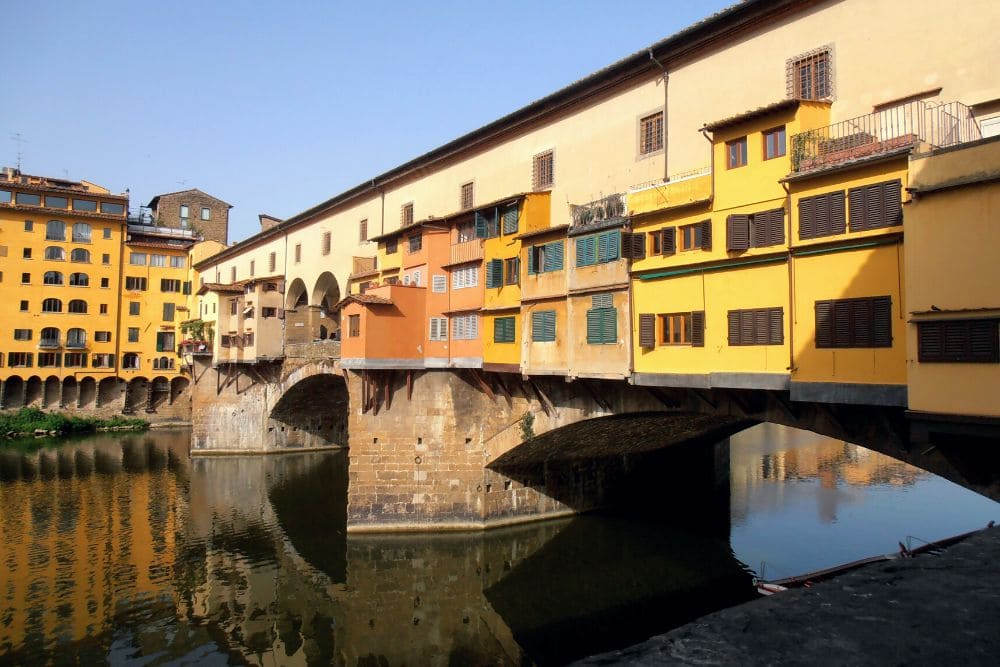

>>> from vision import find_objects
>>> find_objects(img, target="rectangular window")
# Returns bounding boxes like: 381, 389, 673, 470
92, 353, 115, 368
0, 190, 10, 203
19, 300, 28, 311
385, 237, 398, 255
429, 317, 448, 341
359, 218, 368, 242
73, 199, 97, 212
95, 331, 111, 342
16, 193, 41, 206
401, 202, 414, 227
474, 209, 500, 239
586, 294, 618, 344
502, 203, 519, 235
161, 278, 181, 292
451, 314, 479, 340
431, 274, 447, 293
21, 272, 30, 284
728, 308, 784, 345
639, 111, 664, 155
486, 259, 503, 288
249, 260, 255, 276
13, 329, 32, 341
322, 231, 331, 255
150, 254, 167, 267
99, 304, 108, 314
128, 327, 139, 343
179, 204, 189, 221
408, 234, 422, 253
527, 240, 564, 274
201, 207, 211, 221
848, 179, 903, 232
22, 247, 31, 259
659, 311, 705, 347
533, 150, 554, 190
456, 221, 476, 243
156, 331, 176, 352
269, 252, 276, 272
38, 352, 61, 368
129, 302, 140, 315
46, 196, 68, 209
461, 182, 474, 210
125, 276, 147, 291
348, 314, 360, 337
8, 352, 33, 367
493, 316, 516, 343
728, 209, 785, 250
917, 319, 999, 363
102, 253, 110, 265
24, 220, 33, 231
100, 202, 124, 215
504, 257, 520, 285
763, 126, 787, 160
170, 255, 186, 268
130, 252, 147, 265
680, 221, 712, 251
798, 191, 846, 240
294, 244, 301, 263
649, 228, 677, 256
230, 299, 238, 315
531, 310, 556, 342
230, 266, 236, 282
815, 296, 892, 348
788, 47, 832, 100
103, 227, 112, 239
64, 352, 86, 368
99, 277, 108, 288
261, 307, 277, 318
451, 264, 478, 290
727, 137, 748, 169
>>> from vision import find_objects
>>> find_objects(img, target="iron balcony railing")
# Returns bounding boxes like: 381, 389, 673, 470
571, 193, 627, 228
791, 100, 981, 173
38, 338, 61, 349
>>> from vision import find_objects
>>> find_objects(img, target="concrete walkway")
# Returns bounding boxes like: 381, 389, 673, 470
575, 526, 1000, 666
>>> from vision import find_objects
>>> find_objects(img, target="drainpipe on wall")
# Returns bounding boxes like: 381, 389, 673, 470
781, 180, 796, 375
648, 49, 669, 182
699, 128, 716, 204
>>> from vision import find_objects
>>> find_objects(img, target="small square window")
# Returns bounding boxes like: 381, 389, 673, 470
201, 207, 211, 221
727, 137, 748, 169
460, 182, 474, 210
128, 328, 140, 343
401, 203, 414, 227
102, 253, 110, 265
21, 272, 30, 284
22, 247, 31, 259
100, 304, 108, 314
23, 220, 33, 232
19, 300, 28, 311
639, 112, 664, 155
763, 126, 786, 160
533, 150, 554, 190
788, 47, 833, 100
129, 302, 140, 315
103, 227, 112, 239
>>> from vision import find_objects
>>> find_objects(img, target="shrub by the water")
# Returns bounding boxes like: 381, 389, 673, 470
0, 408, 148, 438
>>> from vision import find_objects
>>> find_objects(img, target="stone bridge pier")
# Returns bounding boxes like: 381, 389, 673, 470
192, 355, 998, 531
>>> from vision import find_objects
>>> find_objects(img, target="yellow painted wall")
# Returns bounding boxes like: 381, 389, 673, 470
521, 299, 568, 375
628, 173, 712, 217
482, 311, 520, 367
568, 289, 631, 379
905, 138, 1000, 416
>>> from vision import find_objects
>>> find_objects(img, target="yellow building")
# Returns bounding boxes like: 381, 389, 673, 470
0, 168, 127, 410
904, 136, 1000, 436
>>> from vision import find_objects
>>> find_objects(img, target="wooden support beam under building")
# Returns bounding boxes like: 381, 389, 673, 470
385, 370, 394, 410
406, 370, 413, 401
527, 378, 555, 417
582, 379, 612, 412
468, 368, 496, 400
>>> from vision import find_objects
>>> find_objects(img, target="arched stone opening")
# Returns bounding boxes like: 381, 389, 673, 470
78, 377, 97, 408
311, 272, 341, 340
268, 373, 350, 449
170, 377, 190, 404
43, 376, 61, 408
285, 277, 308, 310
62, 377, 79, 408
97, 377, 121, 408
149, 376, 170, 411
2, 376, 25, 409
25, 376, 43, 406
125, 377, 149, 414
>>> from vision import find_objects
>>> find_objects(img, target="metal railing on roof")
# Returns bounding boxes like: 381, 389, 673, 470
570, 192, 627, 228
790, 100, 981, 173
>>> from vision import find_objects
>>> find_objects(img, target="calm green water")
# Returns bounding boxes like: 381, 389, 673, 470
0, 425, 995, 665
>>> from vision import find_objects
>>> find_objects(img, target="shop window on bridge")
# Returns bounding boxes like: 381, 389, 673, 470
917, 319, 999, 363
527, 240, 564, 274
815, 296, 892, 348
531, 310, 556, 342
586, 293, 617, 344
728, 307, 784, 346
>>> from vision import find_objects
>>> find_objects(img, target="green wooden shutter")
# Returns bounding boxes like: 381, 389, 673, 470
486, 259, 503, 288
586, 309, 602, 344
475, 211, 489, 238
527, 247, 537, 274
601, 308, 617, 344
545, 241, 564, 271
502, 204, 519, 235
691, 311, 705, 347
598, 230, 620, 262
576, 236, 596, 266
638, 314, 655, 348
532, 310, 556, 342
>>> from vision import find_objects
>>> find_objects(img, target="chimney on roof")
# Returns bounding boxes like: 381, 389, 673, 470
259, 214, 282, 232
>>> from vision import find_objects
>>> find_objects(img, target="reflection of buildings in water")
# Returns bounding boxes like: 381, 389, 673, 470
730, 423, 928, 525
0, 433, 189, 660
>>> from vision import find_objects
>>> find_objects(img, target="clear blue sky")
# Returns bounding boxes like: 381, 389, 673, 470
2, 0, 733, 243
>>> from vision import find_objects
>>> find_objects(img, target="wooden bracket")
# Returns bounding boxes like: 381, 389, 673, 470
582, 379, 612, 412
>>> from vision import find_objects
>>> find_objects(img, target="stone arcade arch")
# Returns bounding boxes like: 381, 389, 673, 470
149, 376, 170, 411
170, 377, 189, 404
285, 278, 308, 310
78, 377, 97, 409
311, 272, 341, 340
97, 377, 121, 408
125, 377, 149, 414
2, 376, 25, 409
62, 377, 78, 408
25, 376, 43, 406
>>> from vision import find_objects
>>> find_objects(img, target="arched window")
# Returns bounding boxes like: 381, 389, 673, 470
46, 220, 65, 241
72, 222, 91, 242
45, 246, 65, 261
43, 271, 64, 285
69, 272, 89, 287
40, 327, 60, 347
66, 328, 87, 348
122, 353, 140, 369
70, 248, 90, 263
68, 299, 87, 314
153, 356, 172, 370
41, 298, 63, 312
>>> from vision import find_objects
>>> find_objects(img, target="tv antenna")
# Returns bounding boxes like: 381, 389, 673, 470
10, 132, 27, 171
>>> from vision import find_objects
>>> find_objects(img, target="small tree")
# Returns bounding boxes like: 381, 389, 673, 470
520, 411, 535, 441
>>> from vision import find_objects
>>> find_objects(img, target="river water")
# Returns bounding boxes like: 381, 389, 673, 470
0, 424, 995, 665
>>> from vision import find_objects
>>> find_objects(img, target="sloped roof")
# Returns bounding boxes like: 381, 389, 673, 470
334, 294, 394, 309
147, 188, 232, 209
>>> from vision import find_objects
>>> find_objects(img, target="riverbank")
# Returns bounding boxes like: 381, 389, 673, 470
0, 407, 148, 441
575, 525, 1000, 666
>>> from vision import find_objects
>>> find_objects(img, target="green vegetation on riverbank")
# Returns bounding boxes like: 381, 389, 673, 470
0, 408, 148, 440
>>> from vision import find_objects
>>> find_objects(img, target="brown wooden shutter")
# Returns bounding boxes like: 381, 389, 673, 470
799, 197, 816, 239
727, 311, 740, 345
621, 232, 646, 259
848, 186, 866, 231
884, 179, 903, 227
639, 314, 655, 348
699, 220, 712, 250
727, 214, 750, 251
830, 191, 846, 235
767, 209, 786, 246
662, 227, 676, 255
752, 309, 769, 344
872, 296, 892, 347
917, 321, 943, 361
769, 307, 784, 344
691, 311, 705, 347
815, 301, 833, 347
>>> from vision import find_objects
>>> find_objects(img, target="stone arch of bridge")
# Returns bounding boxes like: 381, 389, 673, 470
285, 277, 308, 310
266, 362, 350, 449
